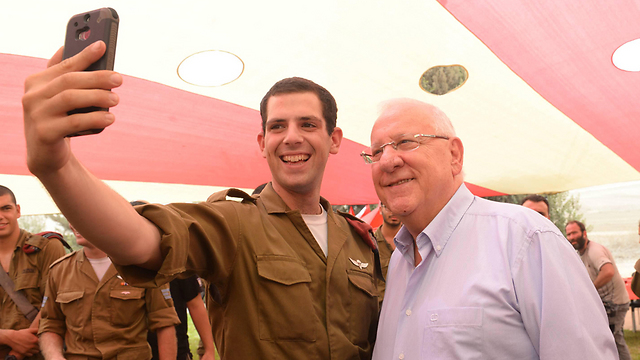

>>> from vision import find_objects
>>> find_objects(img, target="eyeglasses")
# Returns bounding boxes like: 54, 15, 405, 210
360, 134, 449, 164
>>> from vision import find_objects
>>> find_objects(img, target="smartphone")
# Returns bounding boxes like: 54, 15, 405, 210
63, 7, 119, 137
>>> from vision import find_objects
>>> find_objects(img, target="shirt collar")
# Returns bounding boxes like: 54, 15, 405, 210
394, 183, 475, 259
258, 182, 334, 220
14, 229, 31, 251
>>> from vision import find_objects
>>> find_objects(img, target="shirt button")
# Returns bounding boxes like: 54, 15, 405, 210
399, 353, 405, 360
436, 245, 442, 251
405, 309, 412, 316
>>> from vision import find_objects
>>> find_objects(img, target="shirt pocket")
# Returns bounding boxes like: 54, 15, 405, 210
346, 269, 377, 346
109, 287, 145, 326
56, 290, 85, 328
256, 256, 316, 341
422, 307, 484, 359
14, 271, 41, 305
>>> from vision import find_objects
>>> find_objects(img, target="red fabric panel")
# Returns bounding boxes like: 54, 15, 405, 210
2, 53, 380, 203
464, 182, 504, 197
362, 206, 382, 228
438, 0, 640, 171
2, 53, 501, 204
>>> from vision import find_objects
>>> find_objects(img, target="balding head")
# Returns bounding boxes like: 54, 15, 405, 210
368, 99, 464, 237
375, 98, 456, 138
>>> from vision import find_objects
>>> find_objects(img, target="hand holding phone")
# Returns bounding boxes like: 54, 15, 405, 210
63, 7, 119, 137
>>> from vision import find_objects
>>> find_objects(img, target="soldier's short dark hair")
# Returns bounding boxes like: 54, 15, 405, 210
259, 77, 338, 136
521, 194, 549, 212
0, 185, 17, 204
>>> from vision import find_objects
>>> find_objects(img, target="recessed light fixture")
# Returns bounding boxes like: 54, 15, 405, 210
177, 50, 244, 86
419, 65, 468, 95
612, 38, 640, 72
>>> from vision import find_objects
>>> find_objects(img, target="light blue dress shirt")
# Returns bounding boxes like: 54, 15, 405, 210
373, 184, 617, 360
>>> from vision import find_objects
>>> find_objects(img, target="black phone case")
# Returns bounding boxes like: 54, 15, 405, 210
63, 7, 119, 137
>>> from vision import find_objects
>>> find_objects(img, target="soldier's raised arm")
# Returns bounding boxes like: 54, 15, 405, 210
22, 41, 162, 269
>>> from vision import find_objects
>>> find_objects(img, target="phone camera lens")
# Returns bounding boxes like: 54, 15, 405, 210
84, 14, 90, 23
74, 22, 78, 27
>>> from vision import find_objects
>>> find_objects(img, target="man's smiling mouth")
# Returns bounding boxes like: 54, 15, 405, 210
281, 154, 310, 163
387, 178, 414, 187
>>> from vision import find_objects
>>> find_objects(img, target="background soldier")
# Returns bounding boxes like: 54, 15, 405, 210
0, 185, 66, 360
38, 224, 179, 360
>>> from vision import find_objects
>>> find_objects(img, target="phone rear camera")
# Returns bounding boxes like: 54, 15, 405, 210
84, 14, 90, 22
76, 27, 91, 41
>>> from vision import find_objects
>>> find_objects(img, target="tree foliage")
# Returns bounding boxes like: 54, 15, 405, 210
484, 191, 588, 236
18, 214, 80, 251
420, 65, 468, 95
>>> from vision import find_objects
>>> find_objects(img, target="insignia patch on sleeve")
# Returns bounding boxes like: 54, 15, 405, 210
161, 288, 172, 300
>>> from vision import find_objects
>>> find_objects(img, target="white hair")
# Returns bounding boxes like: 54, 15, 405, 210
377, 98, 456, 137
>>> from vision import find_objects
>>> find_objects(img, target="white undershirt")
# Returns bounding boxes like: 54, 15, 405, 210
87, 256, 112, 282
302, 205, 329, 256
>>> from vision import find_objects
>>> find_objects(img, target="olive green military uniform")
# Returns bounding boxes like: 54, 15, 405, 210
39, 249, 180, 360
373, 226, 394, 307
116, 183, 379, 360
0, 230, 66, 359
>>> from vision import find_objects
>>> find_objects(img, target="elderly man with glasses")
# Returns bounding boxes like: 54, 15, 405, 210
363, 98, 617, 360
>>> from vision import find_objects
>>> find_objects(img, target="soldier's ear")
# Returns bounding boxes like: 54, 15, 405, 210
329, 127, 343, 155
257, 132, 266, 158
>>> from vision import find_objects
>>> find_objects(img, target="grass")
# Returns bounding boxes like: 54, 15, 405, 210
626, 330, 640, 359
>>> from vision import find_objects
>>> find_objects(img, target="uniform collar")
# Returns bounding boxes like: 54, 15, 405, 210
78, 248, 118, 284
395, 183, 474, 259
14, 229, 40, 251
258, 182, 334, 220
375, 225, 395, 253
77, 247, 88, 263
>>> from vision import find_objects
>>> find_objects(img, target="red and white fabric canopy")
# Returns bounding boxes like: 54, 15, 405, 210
2, 0, 639, 214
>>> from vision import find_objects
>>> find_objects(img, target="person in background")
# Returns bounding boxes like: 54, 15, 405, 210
147, 275, 215, 360
566, 220, 631, 360
0, 185, 66, 360
38, 222, 180, 360
366, 98, 617, 359
374, 203, 401, 306
521, 194, 550, 219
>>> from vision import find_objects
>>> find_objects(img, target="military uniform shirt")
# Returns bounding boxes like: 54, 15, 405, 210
374, 225, 394, 307
0, 230, 66, 359
115, 183, 379, 360
39, 249, 180, 360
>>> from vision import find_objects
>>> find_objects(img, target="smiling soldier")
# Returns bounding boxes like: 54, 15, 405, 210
22, 42, 379, 360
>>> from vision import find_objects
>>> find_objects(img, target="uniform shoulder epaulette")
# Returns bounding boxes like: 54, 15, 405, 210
23, 231, 70, 254
35, 231, 72, 250
49, 250, 79, 269
337, 212, 378, 252
207, 188, 257, 204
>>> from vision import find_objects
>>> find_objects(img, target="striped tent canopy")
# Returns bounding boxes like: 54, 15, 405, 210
2, 0, 638, 214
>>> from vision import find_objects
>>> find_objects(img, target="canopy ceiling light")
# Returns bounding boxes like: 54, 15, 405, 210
177, 50, 244, 86
612, 38, 640, 72
419, 65, 469, 95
